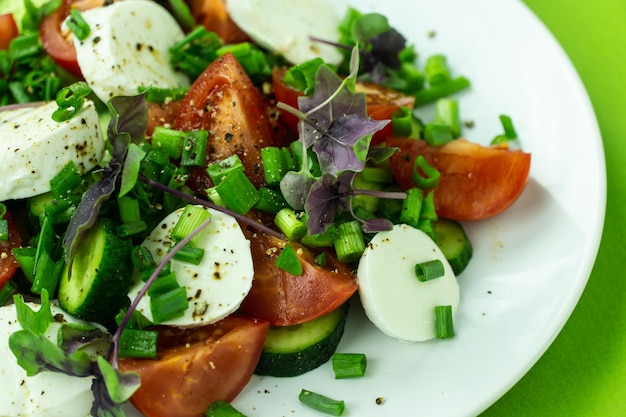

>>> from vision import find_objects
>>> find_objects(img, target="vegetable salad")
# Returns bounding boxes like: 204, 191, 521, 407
0, 0, 531, 416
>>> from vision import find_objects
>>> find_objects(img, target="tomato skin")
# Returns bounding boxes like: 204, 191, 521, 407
272, 67, 414, 144
1, 211, 22, 287
238, 226, 358, 326
185, 0, 248, 44
0, 14, 18, 51
118, 316, 269, 417
174, 53, 277, 188
387, 137, 531, 220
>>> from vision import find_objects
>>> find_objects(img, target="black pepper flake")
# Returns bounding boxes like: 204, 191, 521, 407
376, 397, 384, 405
224, 133, 233, 143
93, 36, 101, 44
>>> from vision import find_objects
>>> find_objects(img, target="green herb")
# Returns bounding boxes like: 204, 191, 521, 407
299, 389, 345, 416
414, 259, 445, 282
275, 244, 303, 276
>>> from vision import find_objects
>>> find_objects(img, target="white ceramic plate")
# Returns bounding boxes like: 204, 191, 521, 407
119, 0, 603, 416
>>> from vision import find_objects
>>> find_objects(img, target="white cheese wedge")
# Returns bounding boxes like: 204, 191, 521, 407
127, 206, 254, 327
225, 0, 344, 65
70, 0, 189, 103
0, 100, 104, 201
357, 224, 460, 342
0, 302, 103, 417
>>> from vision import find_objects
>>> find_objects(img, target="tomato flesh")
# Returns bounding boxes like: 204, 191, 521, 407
387, 137, 531, 220
238, 224, 358, 326
119, 316, 269, 417
174, 53, 277, 188
186, 0, 248, 44
0, 14, 18, 51
1, 210, 22, 288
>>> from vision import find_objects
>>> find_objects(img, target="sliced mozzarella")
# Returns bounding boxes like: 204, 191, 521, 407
0, 100, 104, 201
357, 224, 460, 342
0, 302, 104, 417
70, 0, 189, 103
127, 206, 254, 327
225, 0, 344, 65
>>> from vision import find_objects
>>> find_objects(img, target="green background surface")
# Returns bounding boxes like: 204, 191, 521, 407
482, 1, 626, 416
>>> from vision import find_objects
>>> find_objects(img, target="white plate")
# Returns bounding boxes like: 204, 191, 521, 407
121, 0, 604, 416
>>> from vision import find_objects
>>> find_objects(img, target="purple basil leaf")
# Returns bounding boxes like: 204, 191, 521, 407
107, 94, 148, 151
313, 114, 389, 176
305, 172, 353, 235
362, 217, 394, 233
279, 170, 316, 210
368, 145, 399, 163
58, 323, 110, 355
370, 28, 406, 70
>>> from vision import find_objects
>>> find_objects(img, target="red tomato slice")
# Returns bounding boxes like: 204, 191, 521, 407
174, 53, 277, 188
186, 0, 249, 44
1, 210, 22, 287
0, 14, 18, 51
386, 137, 531, 220
238, 225, 358, 326
39, 0, 104, 77
272, 67, 415, 144
118, 316, 269, 417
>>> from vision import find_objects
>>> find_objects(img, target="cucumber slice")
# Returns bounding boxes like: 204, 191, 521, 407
58, 218, 133, 325
255, 302, 349, 377
433, 218, 473, 275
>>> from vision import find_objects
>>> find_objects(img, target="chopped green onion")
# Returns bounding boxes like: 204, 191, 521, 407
420, 191, 438, 221
283, 57, 325, 94
131, 245, 155, 271
274, 208, 307, 240
181, 129, 208, 167
413, 76, 471, 107
411, 155, 440, 189
301, 224, 340, 248
0, 220, 8, 243
167, 0, 195, 31
399, 188, 424, 228
254, 187, 289, 214
151, 126, 186, 159
49, 160, 82, 197
216, 42, 271, 79
332, 353, 367, 379
9, 33, 41, 61
118, 328, 158, 359
414, 259, 445, 282
214, 169, 260, 215
314, 251, 327, 267
31, 250, 62, 296
499, 114, 517, 139
139, 85, 189, 104
66, 9, 90, 41
424, 123, 453, 146
425, 54, 450, 86
51, 81, 91, 122
116, 221, 148, 238
169, 27, 221, 78
275, 244, 303, 276
140, 261, 172, 283
417, 218, 435, 241
150, 286, 188, 324
434, 98, 461, 138
172, 244, 205, 265
171, 205, 212, 246
391, 106, 413, 137
0, 203, 5, 219
206, 154, 245, 185
397, 61, 425, 93
333, 221, 365, 263
435, 305, 455, 338
299, 389, 345, 416
147, 272, 180, 297
205, 400, 248, 417
0, 280, 18, 306
11, 247, 37, 282
360, 166, 394, 184
261, 146, 288, 187
117, 196, 142, 224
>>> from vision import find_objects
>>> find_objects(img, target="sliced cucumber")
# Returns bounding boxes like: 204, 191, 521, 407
255, 302, 349, 377
58, 218, 133, 325
433, 218, 473, 275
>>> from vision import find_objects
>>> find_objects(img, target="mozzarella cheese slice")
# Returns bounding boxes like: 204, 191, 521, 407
70, 0, 190, 103
0, 302, 102, 417
225, 0, 344, 65
127, 206, 254, 327
0, 100, 105, 201
357, 224, 460, 342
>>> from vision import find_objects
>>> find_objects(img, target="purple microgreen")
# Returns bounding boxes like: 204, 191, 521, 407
96, 356, 141, 403
63, 94, 148, 266
367, 145, 399, 163
90, 363, 139, 417
58, 322, 110, 355
137, 174, 284, 239
304, 172, 351, 235
279, 169, 316, 210
119, 143, 147, 198
361, 217, 394, 233
13, 290, 53, 335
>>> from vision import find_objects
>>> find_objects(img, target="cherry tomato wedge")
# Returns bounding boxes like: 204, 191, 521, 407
39, 0, 104, 77
386, 137, 531, 221
1, 210, 22, 287
174, 53, 277, 188
185, 0, 249, 44
0, 14, 18, 51
272, 66, 415, 144
118, 316, 269, 417
238, 225, 358, 326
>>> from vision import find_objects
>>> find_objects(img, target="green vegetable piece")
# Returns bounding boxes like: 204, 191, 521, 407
66, 9, 90, 41
172, 244, 205, 265
283, 57, 325, 94
150, 286, 189, 324
0, 280, 18, 306
117, 328, 158, 359
274, 208, 307, 241
275, 244, 303, 276
411, 155, 440, 189
425, 54, 451, 86
51, 81, 91, 122
414, 259, 445, 282
205, 400, 248, 417
332, 352, 367, 379
96, 356, 141, 403
299, 389, 345, 416
215, 170, 260, 215
435, 305, 455, 338
171, 205, 212, 246
424, 123, 453, 146
333, 221, 365, 263
49, 160, 82, 198
0, 219, 8, 243
206, 154, 245, 185
399, 187, 424, 228
181, 129, 208, 167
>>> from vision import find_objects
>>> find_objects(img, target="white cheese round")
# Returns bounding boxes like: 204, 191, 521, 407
0, 100, 105, 201
127, 206, 254, 327
225, 0, 344, 65
357, 224, 460, 342
70, 0, 190, 103
0, 302, 102, 417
